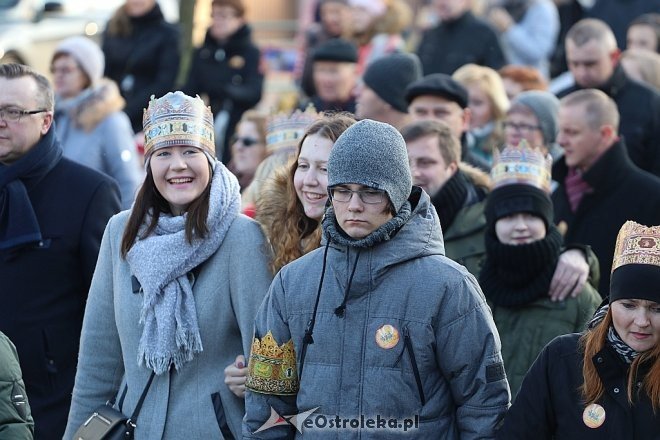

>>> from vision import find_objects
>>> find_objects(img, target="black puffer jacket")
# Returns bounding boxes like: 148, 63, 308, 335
102, 3, 180, 132
498, 333, 660, 439
184, 24, 263, 162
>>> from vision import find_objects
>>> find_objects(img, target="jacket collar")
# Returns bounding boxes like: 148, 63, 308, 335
203, 24, 252, 50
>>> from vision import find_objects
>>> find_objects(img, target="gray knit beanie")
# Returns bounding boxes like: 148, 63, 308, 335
53, 36, 105, 85
328, 119, 412, 211
362, 53, 422, 113
512, 91, 559, 145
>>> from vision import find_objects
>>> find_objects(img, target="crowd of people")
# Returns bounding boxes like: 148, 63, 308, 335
1, 0, 660, 438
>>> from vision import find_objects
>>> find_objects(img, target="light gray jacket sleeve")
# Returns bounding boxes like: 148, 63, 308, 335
63, 216, 125, 438
435, 273, 511, 439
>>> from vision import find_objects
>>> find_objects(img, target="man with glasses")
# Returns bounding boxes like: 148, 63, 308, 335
243, 119, 510, 439
0, 63, 119, 439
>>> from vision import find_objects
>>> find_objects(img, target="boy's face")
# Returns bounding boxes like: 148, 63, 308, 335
495, 213, 546, 245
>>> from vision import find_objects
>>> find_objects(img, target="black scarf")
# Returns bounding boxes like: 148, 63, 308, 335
0, 126, 62, 250
430, 170, 468, 232
479, 225, 563, 307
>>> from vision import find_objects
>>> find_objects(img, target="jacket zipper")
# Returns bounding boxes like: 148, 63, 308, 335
403, 326, 426, 406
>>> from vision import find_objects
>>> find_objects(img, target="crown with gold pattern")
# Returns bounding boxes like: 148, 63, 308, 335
491, 140, 553, 193
266, 105, 318, 156
142, 91, 215, 158
612, 221, 660, 273
246, 331, 299, 396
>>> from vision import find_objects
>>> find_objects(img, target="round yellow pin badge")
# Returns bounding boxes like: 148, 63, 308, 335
582, 403, 606, 429
375, 324, 400, 349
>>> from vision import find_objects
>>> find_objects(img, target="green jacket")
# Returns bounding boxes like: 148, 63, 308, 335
0, 332, 33, 439
444, 199, 487, 278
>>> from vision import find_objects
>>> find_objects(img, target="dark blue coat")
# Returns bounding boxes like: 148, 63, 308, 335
0, 133, 120, 439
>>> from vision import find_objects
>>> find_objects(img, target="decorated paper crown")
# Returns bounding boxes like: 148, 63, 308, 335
491, 140, 553, 193
245, 331, 299, 396
142, 91, 215, 157
612, 221, 660, 273
265, 105, 318, 156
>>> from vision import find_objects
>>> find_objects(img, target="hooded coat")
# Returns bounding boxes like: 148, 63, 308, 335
243, 189, 510, 439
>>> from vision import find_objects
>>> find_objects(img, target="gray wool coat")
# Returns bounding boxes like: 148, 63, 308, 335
63, 210, 273, 439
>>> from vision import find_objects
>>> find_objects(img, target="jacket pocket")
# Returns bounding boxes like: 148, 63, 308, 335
403, 326, 426, 406
211, 392, 235, 440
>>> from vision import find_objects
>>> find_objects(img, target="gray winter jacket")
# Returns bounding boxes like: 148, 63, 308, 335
243, 189, 510, 439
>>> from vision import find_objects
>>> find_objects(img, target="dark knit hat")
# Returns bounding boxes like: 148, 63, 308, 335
486, 184, 554, 230
312, 38, 358, 63
405, 73, 469, 109
328, 119, 412, 211
610, 221, 660, 304
362, 53, 422, 113
512, 91, 559, 145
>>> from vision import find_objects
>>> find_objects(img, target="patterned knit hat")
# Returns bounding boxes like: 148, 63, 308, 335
142, 92, 215, 160
266, 105, 318, 157
610, 221, 660, 304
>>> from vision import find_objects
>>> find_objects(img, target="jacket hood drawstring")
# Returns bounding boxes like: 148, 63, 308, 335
334, 249, 360, 318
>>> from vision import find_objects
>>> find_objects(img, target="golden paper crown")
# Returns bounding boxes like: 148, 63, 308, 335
491, 140, 552, 193
265, 105, 318, 156
611, 221, 660, 273
142, 92, 215, 157
246, 331, 299, 396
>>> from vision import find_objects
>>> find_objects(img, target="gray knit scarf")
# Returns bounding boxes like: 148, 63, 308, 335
126, 161, 240, 374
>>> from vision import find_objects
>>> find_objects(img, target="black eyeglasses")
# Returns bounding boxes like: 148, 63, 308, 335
231, 136, 260, 147
330, 188, 386, 204
0, 108, 48, 122
502, 121, 542, 133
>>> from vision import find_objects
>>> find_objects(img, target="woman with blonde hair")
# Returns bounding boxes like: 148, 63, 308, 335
229, 110, 267, 192
498, 220, 660, 439
453, 63, 510, 165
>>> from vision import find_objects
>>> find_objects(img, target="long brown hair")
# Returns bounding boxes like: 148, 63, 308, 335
256, 113, 356, 273
580, 308, 660, 411
120, 165, 212, 258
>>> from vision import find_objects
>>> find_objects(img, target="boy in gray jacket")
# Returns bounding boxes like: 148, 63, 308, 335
243, 119, 510, 439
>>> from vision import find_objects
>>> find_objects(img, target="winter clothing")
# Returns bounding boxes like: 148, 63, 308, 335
586, 0, 660, 49
102, 3, 180, 133
497, 332, 660, 439
53, 36, 105, 84
312, 38, 358, 63
486, 184, 554, 230
328, 119, 412, 211
243, 188, 510, 439
0, 127, 120, 440
416, 11, 506, 75
511, 91, 559, 145
557, 64, 660, 177
405, 73, 469, 109
552, 140, 660, 296
63, 191, 273, 439
362, 53, 422, 113
498, 0, 559, 78
55, 79, 141, 210
183, 24, 263, 162
0, 331, 33, 439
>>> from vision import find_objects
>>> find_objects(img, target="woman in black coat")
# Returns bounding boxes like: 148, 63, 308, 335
498, 220, 660, 440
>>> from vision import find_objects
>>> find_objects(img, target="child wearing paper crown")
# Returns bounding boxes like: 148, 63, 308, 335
499, 220, 660, 439
479, 141, 601, 399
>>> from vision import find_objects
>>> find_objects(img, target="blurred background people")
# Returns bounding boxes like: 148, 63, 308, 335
184, 0, 264, 163
498, 64, 548, 100
51, 36, 141, 210
102, 0, 180, 134
626, 13, 660, 53
228, 110, 267, 192
620, 48, 660, 90
453, 63, 510, 165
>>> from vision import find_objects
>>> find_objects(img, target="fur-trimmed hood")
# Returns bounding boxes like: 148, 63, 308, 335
459, 162, 492, 192
55, 79, 126, 132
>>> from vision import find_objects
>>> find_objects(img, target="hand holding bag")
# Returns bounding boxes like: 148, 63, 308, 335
73, 371, 156, 440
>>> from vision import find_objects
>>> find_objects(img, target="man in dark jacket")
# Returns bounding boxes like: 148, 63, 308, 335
553, 88, 660, 297
184, 0, 264, 163
557, 18, 660, 176
0, 64, 120, 439
416, 0, 505, 75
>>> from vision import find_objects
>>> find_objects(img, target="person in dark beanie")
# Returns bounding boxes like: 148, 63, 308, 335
243, 119, 510, 438
300, 38, 358, 113
479, 141, 600, 399
355, 52, 422, 129
499, 220, 660, 439
184, 0, 264, 163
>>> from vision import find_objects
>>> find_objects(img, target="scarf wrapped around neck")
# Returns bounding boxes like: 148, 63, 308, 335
126, 161, 240, 374
588, 304, 640, 364
0, 126, 62, 250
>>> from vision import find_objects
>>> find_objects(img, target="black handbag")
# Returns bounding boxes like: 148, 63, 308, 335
73, 371, 156, 440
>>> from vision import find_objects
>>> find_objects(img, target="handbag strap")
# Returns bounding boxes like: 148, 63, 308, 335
125, 371, 157, 433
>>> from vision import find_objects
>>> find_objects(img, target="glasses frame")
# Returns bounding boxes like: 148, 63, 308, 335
0, 108, 48, 123
502, 121, 542, 133
330, 187, 387, 204
231, 136, 260, 147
